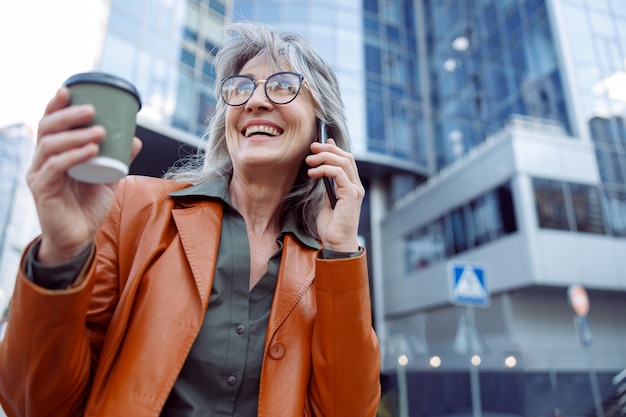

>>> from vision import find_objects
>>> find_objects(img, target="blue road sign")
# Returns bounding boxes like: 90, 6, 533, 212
448, 262, 490, 307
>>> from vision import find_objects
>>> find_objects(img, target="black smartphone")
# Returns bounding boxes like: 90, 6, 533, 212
318, 120, 337, 208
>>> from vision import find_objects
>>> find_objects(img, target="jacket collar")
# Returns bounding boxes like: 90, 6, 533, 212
169, 176, 321, 250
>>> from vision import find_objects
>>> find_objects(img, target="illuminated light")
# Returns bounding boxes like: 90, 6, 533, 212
471, 355, 481, 366
448, 130, 463, 142
443, 58, 458, 72
451, 36, 470, 52
398, 354, 409, 367
429, 356, 442, 368
505, 355, 517, 368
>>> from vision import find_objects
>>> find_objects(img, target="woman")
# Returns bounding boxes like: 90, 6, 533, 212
0, 22, 380, 416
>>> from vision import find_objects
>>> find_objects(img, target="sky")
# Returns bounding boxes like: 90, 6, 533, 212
0, 1, 103, 133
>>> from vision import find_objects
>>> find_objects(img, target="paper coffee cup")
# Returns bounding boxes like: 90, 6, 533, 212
63, 72, 142, 184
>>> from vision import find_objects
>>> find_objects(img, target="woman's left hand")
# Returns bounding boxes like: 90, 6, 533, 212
307, 139, 365, 252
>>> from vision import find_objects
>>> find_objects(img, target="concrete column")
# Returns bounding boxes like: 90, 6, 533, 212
369, 177, 388, 361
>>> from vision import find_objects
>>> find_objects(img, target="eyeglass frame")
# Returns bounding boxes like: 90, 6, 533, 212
220, 71, 307, 106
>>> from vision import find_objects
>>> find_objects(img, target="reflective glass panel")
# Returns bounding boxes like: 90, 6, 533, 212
533, 178, 570, 230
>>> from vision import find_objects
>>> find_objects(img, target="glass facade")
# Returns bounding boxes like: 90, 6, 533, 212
560, 0, 626, 240
363, 0, 427, 167
99, 0, 228, 136
409, 0, 626, 267
423, 0, 571, 170
562, 0, 626, 135
231, 0, 428, 173
383, 1, 626, 414
0, 124, 39, 318
533, 176, 621, 235
533, 177, 607, 233
517, 1, 626, 242
533, 177, 571, 230
405, 181, 517, 273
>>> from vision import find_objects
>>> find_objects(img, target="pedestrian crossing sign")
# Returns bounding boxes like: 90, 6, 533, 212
448, 262, 490, 307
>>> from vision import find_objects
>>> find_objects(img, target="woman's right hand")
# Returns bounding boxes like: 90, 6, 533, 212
28, 87, 142, 265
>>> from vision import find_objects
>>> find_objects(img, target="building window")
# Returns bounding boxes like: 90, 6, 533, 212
174, 71, 194, 123
366, 80, 386, 152
406, 181, 518, 272
445, 206, 468, 256
462, 183, 518, 249
209, 0, 226, 17
533, 178, 606, 234
180, 48, 196, 69
569, 183, 606, 234
198, 83, 215, 127
405, 218, 446, 272
365, 45, 382, 75
183, 27, 198, 43
470, 192, 500, 245
364, 0, 378, 13
205, 40, 218, 57
533, 178, 570, 230
589, 116, 626, 148
498, 182, 518, 234
595, 148, 625, 185
603, 189, 626, 237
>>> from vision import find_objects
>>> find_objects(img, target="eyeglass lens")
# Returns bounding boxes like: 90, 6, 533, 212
221, 72, 303, 106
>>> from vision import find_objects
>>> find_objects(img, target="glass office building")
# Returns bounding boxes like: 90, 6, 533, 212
232, 0, 626, 415
98, 0, 230, 137
232, 0, 428, 175
423, 0, 571, 170
381, 0, 626, 415
0, 124, 39, 322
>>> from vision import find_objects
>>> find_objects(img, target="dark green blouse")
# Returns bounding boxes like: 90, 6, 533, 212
161, 177, 321, 416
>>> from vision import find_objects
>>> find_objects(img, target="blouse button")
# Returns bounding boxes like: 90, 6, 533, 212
226, 373, 237, 386
269, 342, 286, 359
236, 324, 246, 335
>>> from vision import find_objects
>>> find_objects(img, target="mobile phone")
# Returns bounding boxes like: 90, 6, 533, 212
318, 121, 337, 208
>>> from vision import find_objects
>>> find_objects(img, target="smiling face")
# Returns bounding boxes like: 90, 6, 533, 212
224, 56, 318, 186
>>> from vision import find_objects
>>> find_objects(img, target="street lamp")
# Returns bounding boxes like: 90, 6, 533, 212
504, 355, 517, 368
397, 354, 409, 417
398, 354, 409, 367
429, 355, 442, 368
471, 354, 481, 366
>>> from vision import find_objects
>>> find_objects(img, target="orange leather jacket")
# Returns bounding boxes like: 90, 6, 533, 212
0, 176, 380, 417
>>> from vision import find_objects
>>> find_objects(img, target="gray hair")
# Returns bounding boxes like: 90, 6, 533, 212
165, 21, 351, 238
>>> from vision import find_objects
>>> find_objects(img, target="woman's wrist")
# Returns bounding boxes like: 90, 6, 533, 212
322, 239, 360, 254
37, 238, 93, 266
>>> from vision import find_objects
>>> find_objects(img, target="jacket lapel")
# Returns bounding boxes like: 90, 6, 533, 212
173, 202, 316, 342
265, 235, 316, 341
172, 201, 223, 310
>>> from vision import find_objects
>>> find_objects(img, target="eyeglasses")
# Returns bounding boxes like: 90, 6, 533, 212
220, 71, 305, 106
